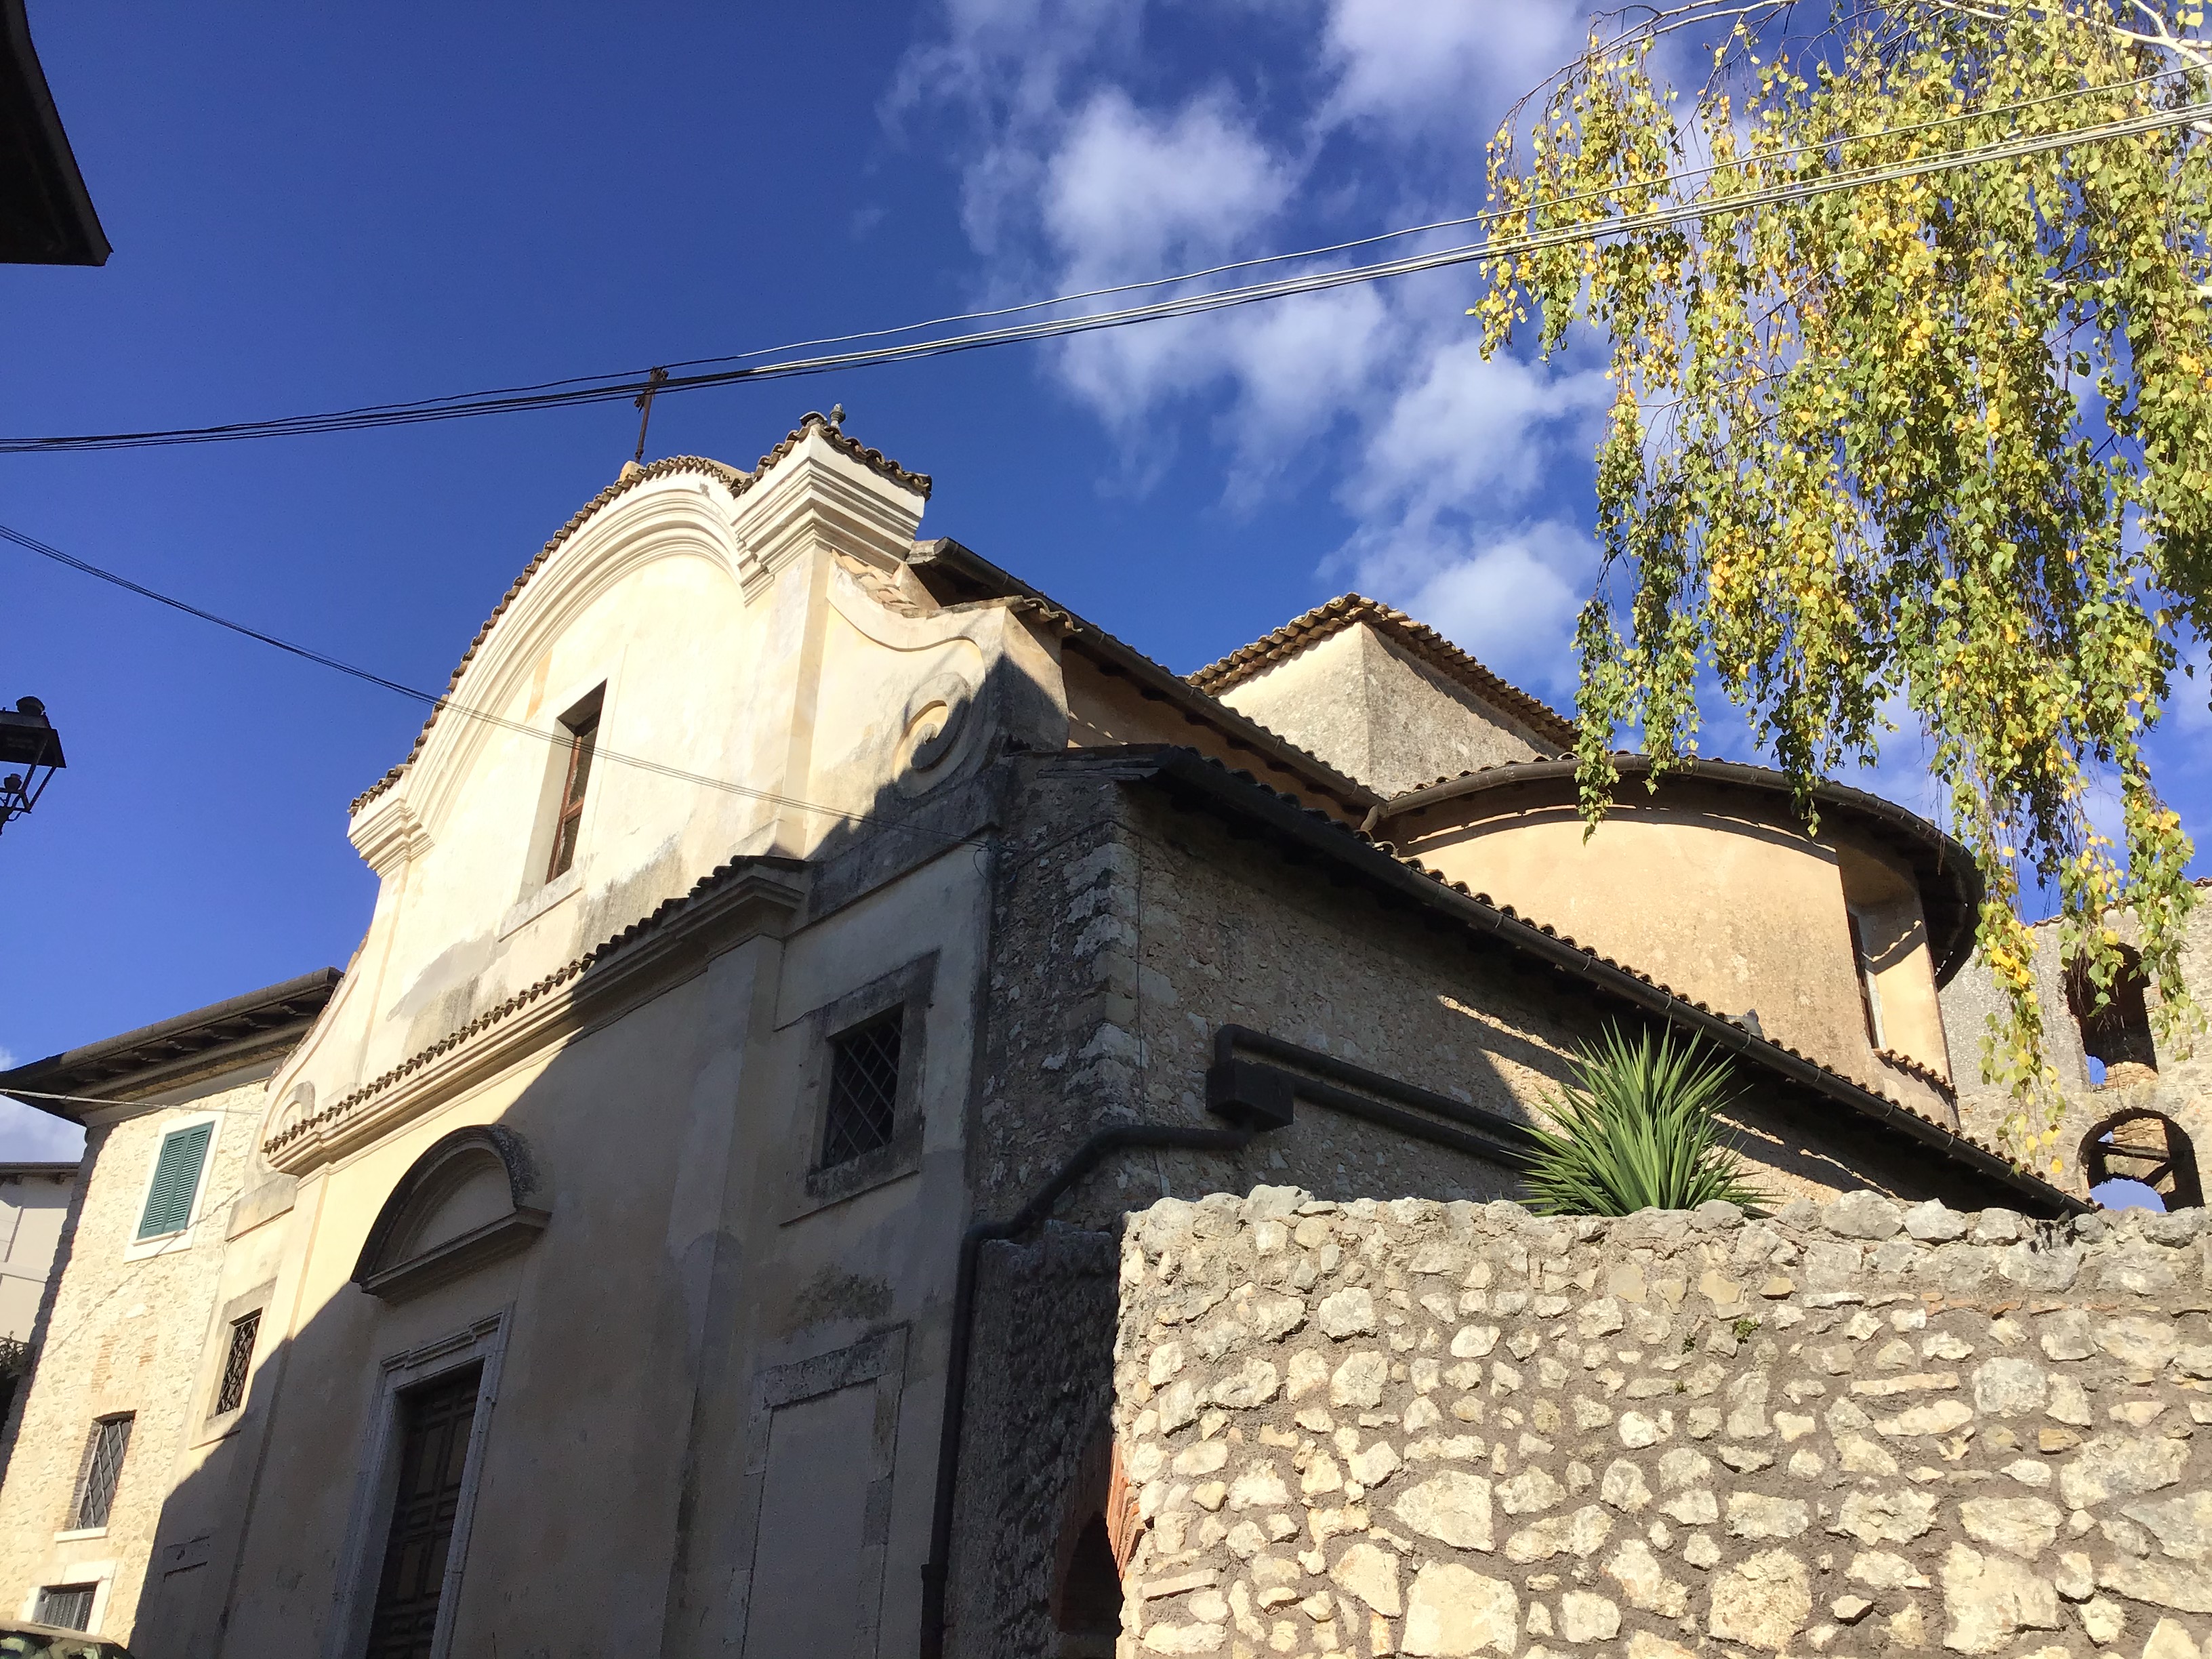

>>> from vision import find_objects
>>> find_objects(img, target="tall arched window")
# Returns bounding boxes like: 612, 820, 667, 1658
2082, 1110, 2202, 1212
2067, 945, 2158, 1084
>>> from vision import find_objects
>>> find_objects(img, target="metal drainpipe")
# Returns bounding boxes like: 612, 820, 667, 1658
917, 1122, 1265, 1659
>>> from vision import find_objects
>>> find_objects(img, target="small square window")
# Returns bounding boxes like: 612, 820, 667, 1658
68, 1414, 132, 1530
821, 1013, 902, 1169
214, 1309, 261, 1416
35, 1584, 96, 1631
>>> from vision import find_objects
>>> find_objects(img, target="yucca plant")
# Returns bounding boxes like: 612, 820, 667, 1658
1521, 1025, 1765, 1216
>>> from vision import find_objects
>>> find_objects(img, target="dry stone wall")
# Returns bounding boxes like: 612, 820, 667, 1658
1114, 1187, 2212, 1659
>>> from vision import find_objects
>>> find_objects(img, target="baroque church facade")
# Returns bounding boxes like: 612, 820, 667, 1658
0, 413, 2173, 1658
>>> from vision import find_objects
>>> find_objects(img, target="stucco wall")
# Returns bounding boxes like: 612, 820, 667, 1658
1115, 1186, 2212, 1658
0, 1069, 268, 1641
1383, 782, 1953, 1115
1214, 627, 1549, 799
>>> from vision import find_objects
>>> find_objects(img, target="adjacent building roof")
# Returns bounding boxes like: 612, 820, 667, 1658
1189, 594, 1578, 752
909, 538, 1378, 819
349, 416, 929, 816
0, 0, 107, 265
0, 968, 341, 1118
1370, 754, 1985, 985
1105, 745, 2082, 1217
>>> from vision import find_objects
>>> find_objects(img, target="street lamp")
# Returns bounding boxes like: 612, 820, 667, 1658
0, 697, 65, 834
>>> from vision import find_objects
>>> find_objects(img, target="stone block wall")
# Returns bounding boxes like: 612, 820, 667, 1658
0, 1078, 265, 1639
1113, 1187, 2212, 1659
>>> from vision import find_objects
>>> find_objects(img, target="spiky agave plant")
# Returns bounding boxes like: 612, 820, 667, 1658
1522, 1025, 1765, 1216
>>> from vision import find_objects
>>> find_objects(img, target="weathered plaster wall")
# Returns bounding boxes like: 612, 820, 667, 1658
0, 1069, 267, 1639
1944, 888, 2212, 1201
1385, 782, 1953, 1115
1213, 627, 1549, 799
1115, 1187, 2212, 1659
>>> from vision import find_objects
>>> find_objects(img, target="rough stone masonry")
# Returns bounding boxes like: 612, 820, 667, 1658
1113, 1188, 2212, 1659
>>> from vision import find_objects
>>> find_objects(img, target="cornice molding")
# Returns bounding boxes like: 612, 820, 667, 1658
264, 862, 806, 1174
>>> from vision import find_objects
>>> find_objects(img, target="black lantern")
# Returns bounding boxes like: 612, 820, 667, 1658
0, 697, 65, 834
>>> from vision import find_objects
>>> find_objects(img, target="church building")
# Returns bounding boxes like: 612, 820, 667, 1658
0, 414, 2110, 1658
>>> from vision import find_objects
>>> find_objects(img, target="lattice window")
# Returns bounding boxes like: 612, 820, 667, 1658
821, 1013, 902, 1168
214, 1309, 261, 1416
68, 1414, 132, 1530
137, 1121, 213, 1241
35, 1584, 96, 1631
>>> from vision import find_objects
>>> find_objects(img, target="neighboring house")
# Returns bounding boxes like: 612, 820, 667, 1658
0, 415, 2088, 1658
0, 1160, 77, 1445
0, 1164, 77, 1343
0, 973, 336, 1640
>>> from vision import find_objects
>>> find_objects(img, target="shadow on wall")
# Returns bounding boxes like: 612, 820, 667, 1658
120, 728, 1061, 1659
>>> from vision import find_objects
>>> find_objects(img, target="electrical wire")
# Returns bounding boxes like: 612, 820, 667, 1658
1, 1087, 264, 1115
1, 80, 2203, 455
0, 520, 991, 853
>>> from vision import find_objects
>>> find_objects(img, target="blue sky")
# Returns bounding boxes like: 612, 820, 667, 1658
2, 1, 2205, 1164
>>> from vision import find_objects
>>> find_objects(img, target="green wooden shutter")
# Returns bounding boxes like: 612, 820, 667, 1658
136, 1122, 213, 1240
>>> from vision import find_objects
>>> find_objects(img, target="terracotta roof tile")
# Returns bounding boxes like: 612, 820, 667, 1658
1189, 594, 1577, 751
348, 415, 928, 817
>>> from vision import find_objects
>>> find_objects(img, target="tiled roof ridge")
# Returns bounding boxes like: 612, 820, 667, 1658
1188, 594, 1578, 750
348, 417, 930, 817
263, 853, 805, 1158
1128, 746, 2070, 1210
1875, 1046, 1956, 1098
1004, 596, 1380, 814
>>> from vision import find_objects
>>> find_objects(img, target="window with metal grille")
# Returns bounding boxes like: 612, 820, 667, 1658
35, 1584, 96, 1631
821, 1012, 902, 1168
68, 1414, 131, 1530
213, 1309, 261, 1416
136, 1120, 213, 1242
546, 700, 600, 882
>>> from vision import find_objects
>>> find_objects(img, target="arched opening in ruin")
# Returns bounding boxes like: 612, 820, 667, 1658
1050, 1425, 1134, 1658
2066, 945, 2158, 1086
2082, 1109, 2203, 1212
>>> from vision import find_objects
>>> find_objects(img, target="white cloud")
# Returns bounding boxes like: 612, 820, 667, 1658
1322, 0, 1582, 134
1044, 91, 1296, 285
894, 0, 1616, 690
1367, 519, 1597, 693
0, 1097, 84, 1165
1345, 339, 1607, 525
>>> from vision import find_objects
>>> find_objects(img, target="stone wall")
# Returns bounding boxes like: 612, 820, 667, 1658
1113, 1187, 2212, 1659
978, 760, 2035, 1239
0, 1075, 266, 1637
1942, 879, 2212, 1197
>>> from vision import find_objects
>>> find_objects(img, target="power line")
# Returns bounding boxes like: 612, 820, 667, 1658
0, 520, 989, 852
1, 80, 2202, 455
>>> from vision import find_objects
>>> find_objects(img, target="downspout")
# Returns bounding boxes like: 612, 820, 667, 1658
917, 1122, 1266, 1659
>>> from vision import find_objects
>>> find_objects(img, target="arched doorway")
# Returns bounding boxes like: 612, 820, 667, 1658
2082, 1109, 2202, 1212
